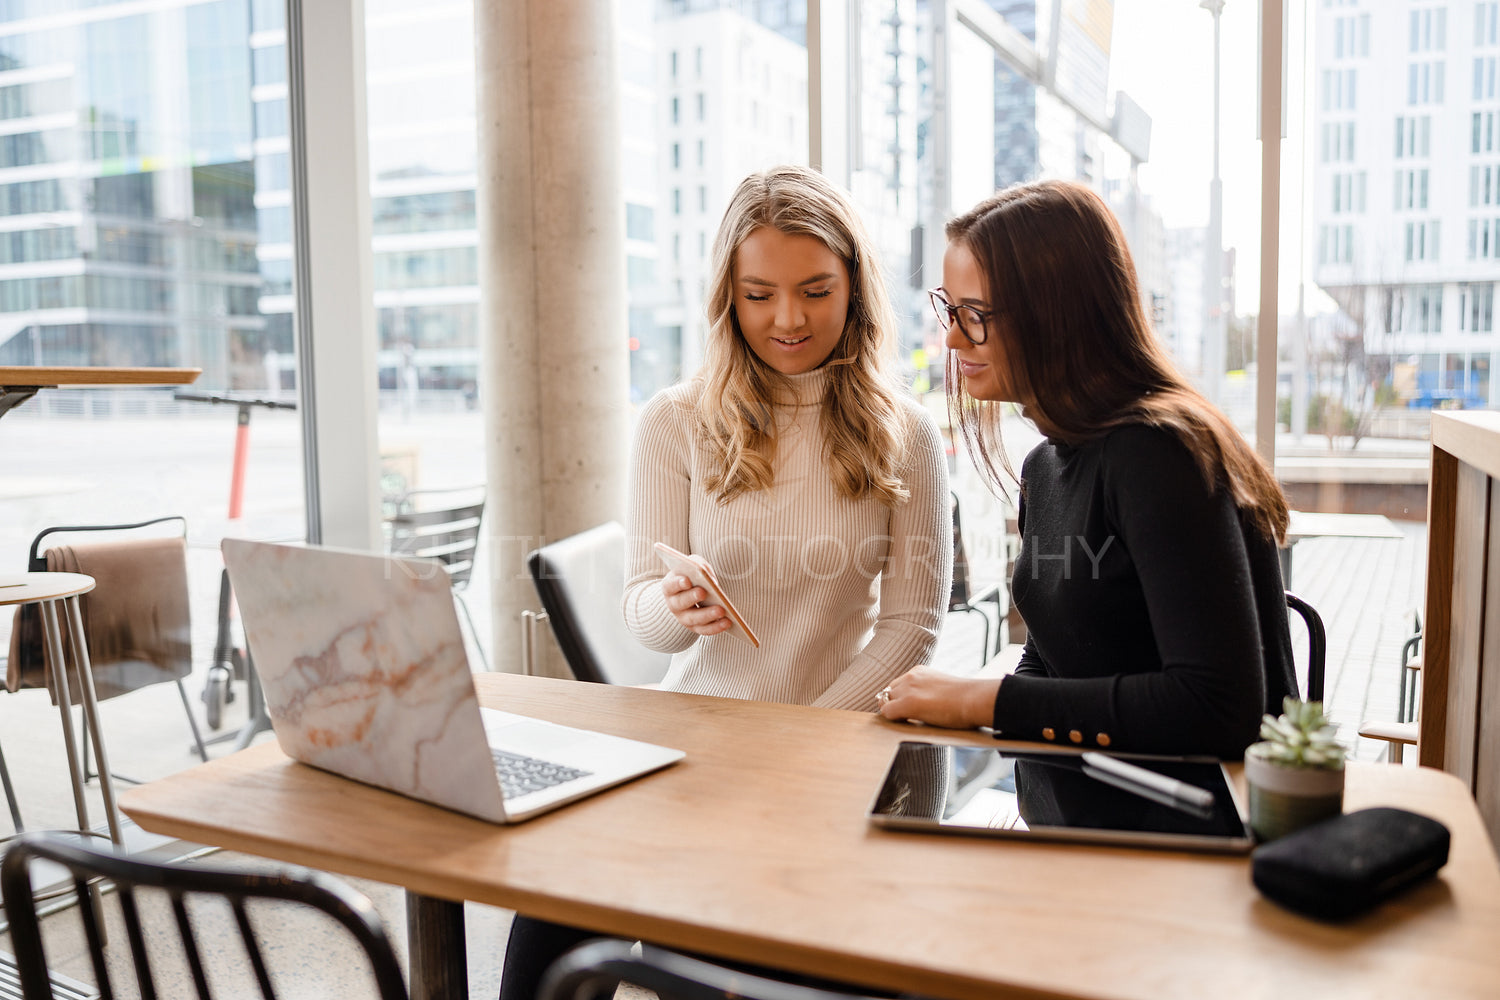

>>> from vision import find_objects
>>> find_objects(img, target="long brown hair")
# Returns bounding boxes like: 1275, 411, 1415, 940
698, 165, 910, 506
945, 180, 1288, 542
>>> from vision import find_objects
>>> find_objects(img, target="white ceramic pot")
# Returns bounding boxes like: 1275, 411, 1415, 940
1243, 743, 1345, 842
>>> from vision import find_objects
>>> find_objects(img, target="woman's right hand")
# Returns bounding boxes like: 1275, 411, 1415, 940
661, 563, 732, 637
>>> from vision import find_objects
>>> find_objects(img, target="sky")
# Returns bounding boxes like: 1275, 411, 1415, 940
1108, 0, 1326, 315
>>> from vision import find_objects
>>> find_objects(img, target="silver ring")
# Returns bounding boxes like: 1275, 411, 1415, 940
878, 686, 893, 703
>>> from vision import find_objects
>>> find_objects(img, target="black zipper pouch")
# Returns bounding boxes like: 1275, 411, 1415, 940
1250, 807, 1450, 921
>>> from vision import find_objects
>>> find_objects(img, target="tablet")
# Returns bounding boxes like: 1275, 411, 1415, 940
653, 541, 760, 647
867, 741, 1254, 854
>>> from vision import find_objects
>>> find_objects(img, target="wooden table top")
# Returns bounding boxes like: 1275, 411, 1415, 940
1285, 510, 1405, 542
0, 572, 95, 605
1433, 410, 1500, 480
120, 675, 1500, 1000
0, 366, 201, 387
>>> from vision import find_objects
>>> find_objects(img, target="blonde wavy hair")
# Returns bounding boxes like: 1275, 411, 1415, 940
696, 165, 911, 507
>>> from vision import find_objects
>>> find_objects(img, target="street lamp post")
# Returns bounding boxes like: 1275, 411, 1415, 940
1201, 0, 1225, 406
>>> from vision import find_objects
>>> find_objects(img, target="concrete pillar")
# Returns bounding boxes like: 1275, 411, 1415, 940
475, 0, 631, 676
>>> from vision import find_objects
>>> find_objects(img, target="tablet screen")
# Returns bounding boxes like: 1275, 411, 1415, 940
868, 741, 1253, 853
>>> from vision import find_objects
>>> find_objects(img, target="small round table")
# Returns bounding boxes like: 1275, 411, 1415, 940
0, 572, 122, 845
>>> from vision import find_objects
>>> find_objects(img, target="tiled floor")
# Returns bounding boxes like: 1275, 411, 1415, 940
0, 519, 1427, 998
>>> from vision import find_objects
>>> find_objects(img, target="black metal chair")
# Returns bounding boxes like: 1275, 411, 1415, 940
949, 492, 1003, 667
1359, 609, 1423, 763
526, 522, 671, 686
386, 486, 487, 669
0, 831, 409, 1000
539, 938, 888, 1000
1397, 611, 1422, 724
1285, 591, 1326, 702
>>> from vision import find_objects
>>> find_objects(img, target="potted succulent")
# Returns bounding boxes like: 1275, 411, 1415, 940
1244, 698, 1349, 842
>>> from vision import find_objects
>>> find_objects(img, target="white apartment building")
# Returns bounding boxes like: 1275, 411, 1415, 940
1312, 0, 1500, 409
653, 8, 809, 376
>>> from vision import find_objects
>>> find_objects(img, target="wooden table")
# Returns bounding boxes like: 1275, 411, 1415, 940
121, 675, 1500, 1000
0, 366, 201, 418
1280, 510, 1404, 587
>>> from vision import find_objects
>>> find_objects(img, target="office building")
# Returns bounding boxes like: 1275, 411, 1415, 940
0, 0, 261, 388
1311, 0, 1500, 409
986, 0, 1113, 190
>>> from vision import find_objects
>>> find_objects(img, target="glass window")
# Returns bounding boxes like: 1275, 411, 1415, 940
0, 77, 71, 120
251, 0, 285, 33
255, 98, 288, 138
253, 44, 286, 86
626, 202, 654, 242
0, 0, 306, 643
372, 246, 478, 291
363, 3, 487, 605
372, 189, 476, 235
258, 204, 292, 245
256, 151, 290, 193
627, 255, 654, 286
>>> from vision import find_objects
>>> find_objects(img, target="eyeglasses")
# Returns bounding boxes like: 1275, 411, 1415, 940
928, 288, 995, 346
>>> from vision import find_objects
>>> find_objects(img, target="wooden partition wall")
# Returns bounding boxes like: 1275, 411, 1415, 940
1421, 411, 1500, 845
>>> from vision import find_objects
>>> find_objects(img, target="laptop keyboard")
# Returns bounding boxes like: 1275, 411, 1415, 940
490, 748, 592, 799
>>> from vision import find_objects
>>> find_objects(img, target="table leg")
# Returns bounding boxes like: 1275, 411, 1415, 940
38, 600, 92, 837
406, 891, 468, 1000
62, 595, 123, 845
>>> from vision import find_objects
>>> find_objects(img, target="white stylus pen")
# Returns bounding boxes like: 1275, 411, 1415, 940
1080, 752, 1217, 812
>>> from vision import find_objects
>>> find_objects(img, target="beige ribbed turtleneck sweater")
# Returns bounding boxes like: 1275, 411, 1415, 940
622, 367, 952, 712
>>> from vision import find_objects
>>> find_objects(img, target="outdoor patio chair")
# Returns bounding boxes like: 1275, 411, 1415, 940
525, 521, 671, 686
5, 517, 209, 823
539, 937, 888, 1000
386, 485, 487, 669
1397, 611, 1422, 724
0, 831, 409, 1000
1358, 611, 1423, 763
948, 492, 1004, 667
1284, 591, 1326, 703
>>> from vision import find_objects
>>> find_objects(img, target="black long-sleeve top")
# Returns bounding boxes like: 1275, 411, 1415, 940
994, 423, 1297, 759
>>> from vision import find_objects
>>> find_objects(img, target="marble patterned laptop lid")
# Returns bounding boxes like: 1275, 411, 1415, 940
221, 538, 508, 822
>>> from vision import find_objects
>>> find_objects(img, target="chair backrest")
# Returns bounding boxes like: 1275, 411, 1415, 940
11, 516, 192, 700
949, 491, 972, 609
526, 522, 671, 686
27, 515, 186, 571
1, 831, 409, 1000
387, 487, 484, 590
540, 938, 885, 1000
1285, 591, 1327, 703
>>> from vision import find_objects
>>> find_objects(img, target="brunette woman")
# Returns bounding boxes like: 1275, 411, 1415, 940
879, 179, 1297, 759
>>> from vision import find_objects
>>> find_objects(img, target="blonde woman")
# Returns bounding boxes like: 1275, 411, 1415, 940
623, 164, 952, 710
499, 165, 951, 1000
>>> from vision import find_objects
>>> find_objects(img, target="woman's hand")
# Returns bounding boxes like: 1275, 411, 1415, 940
661, 561, 732, 637
877, 667, 1001, 730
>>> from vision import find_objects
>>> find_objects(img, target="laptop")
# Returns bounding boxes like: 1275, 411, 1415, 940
221, 538, 684, 823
